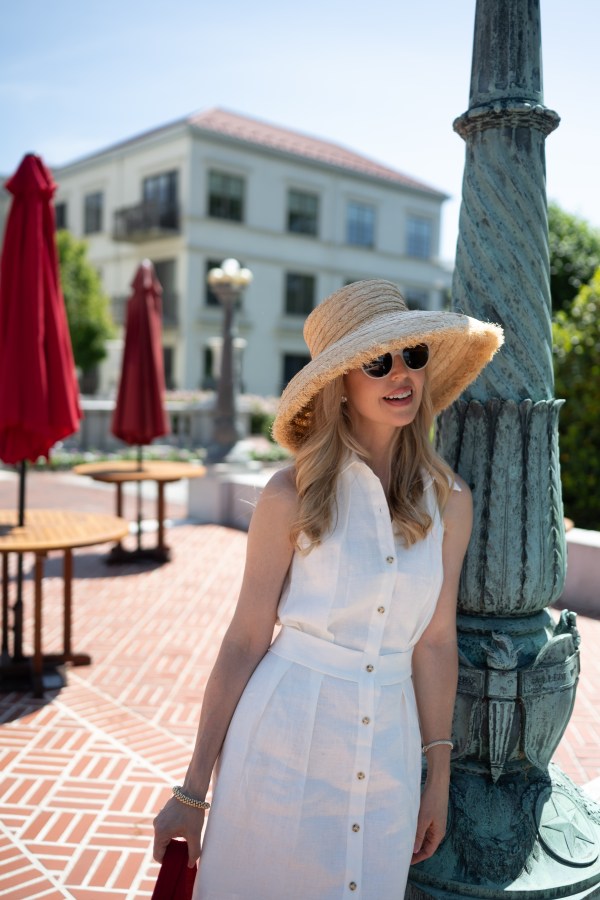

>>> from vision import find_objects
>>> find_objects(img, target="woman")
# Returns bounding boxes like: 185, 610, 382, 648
153, 280, 503, 898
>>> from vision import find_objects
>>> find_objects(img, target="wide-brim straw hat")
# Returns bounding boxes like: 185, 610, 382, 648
272, 279, 504, 452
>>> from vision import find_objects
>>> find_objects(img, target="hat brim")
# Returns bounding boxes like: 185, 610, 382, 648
272, 310, 503, 452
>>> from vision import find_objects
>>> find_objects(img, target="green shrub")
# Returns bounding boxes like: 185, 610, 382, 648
553, 267, 600, 529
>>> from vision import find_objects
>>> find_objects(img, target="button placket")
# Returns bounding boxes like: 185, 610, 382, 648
343, 669, 373, 897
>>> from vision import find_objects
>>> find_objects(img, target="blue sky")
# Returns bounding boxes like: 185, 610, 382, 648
1, 0, 596, 261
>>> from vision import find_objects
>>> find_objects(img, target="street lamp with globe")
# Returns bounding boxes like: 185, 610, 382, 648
206, 258, 253, 463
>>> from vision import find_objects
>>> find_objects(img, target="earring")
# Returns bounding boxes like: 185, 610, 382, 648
341, 395, 348, 404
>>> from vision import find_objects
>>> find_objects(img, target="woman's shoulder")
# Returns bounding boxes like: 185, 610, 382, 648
443, 472, 473, 534
259, 465, 298, 514
264, 464, 297, 496
249, 466, 298, 541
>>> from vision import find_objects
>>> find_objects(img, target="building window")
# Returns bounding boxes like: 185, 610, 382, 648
285, 273, 315, 316
208, 171, 244, 221
143, 170, 179, 229
404, 288, 429, 310
163, 346, 175, 391
287, 190, 318, 236
153, 259, 177, 326
84, 191, 103, 234
406, 216, 432, 259
282, 353, 311, 391
347, 202, 375, 247
55, 202, 67, 230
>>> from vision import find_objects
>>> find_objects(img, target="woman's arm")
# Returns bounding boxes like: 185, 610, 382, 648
153, 466, 297, 866
411, 476, 472, 865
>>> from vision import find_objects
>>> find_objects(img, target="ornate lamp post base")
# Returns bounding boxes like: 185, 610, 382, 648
407, 764, 600, 898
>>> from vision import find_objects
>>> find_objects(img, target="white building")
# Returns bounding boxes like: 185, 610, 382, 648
52, 108, 452, 396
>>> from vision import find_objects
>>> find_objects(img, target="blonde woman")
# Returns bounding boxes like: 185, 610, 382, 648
153, 280, 503, 899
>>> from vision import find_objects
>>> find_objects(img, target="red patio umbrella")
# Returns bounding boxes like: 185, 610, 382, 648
0, 153, 82, 661
111, 259, 169, 447
0, 154, 81, 465
111, 260, 169, 556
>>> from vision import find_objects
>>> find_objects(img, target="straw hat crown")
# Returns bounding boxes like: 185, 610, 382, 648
305, 280, 407, 358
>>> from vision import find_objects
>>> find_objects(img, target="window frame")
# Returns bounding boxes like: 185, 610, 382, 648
83, 191, 103, 235
406, 216, 433, 259
346, 200, 375, 248
287, 189, 319, 237
208, 170, 245, 222
285, 272, 316, 316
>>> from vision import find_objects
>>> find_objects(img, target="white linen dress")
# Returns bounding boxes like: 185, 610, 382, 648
193, 456, 450, 900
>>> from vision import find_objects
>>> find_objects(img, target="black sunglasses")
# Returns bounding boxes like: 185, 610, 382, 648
361, 344, 429, 378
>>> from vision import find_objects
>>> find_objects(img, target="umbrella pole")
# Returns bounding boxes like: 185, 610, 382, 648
13, 460, 26, 660
136, 446, 143, 552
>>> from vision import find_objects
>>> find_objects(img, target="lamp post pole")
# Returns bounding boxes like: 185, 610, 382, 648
406, 1, 600, 897
206, 259, 252, 464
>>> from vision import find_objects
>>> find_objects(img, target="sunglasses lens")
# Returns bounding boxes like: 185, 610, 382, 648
402, 344, 429, 370
361, 353, 393, 378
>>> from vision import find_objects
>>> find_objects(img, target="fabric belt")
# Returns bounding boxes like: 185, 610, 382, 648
269, 626, 412, 686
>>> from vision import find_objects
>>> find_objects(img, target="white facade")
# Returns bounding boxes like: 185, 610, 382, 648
52, 109, 452, 397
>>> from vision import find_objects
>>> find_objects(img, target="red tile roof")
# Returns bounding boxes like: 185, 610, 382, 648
188, 108, 445, 197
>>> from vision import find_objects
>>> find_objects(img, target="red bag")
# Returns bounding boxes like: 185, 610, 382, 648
151, 839, 197, 900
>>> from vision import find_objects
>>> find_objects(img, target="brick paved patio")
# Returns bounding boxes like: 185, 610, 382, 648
0, 469, 599, 898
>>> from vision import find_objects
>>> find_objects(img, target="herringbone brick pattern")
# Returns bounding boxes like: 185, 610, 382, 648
0, 469, 599, 897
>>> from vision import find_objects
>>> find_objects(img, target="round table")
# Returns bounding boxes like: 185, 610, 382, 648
0, 509, 128, 696
72, 460, 206, 563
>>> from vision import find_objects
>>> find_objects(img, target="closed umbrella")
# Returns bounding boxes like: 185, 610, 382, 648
112, 259, 169, 446
0, 153, 82, 660
111, 260, 169, 552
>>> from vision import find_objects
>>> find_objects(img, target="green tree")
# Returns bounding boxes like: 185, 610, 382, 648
548, 202, 600, 313
57, 230, 114, 375
553, 267, 600, 529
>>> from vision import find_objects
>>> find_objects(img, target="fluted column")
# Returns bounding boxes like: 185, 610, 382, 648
406, 2, 600, 897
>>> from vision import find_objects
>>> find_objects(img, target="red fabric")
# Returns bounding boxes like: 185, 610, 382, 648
0, 154, 81, 464
151, 840, 197, 900
111, 260, 169, 445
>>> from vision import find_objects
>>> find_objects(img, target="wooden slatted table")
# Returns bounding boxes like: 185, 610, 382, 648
0, 509, 129, 695
72, 460, 206, 563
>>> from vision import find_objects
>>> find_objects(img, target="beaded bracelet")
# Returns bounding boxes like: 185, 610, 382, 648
172, 785, 211, 810
422, 739, 454, 754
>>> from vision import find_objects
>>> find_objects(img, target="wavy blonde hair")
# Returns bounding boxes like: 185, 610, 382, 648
291, 375, 454, 551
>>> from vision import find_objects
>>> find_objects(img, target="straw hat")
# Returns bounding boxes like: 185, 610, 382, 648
272, 279, 503, 452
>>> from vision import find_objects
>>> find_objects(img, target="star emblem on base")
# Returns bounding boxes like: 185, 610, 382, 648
536, 787, 598, 866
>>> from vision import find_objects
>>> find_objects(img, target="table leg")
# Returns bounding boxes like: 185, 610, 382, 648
63, 548, 72, 658
33, 552, 45, 697
157, 482, 165, 552
155, 482, 171, 563
107, 483, 127, 563
61, 548, 90, 667
1, 554, 8, 658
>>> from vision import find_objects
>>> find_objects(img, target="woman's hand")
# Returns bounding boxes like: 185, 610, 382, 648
153, 796, 206, 868
411, 779, 449, 865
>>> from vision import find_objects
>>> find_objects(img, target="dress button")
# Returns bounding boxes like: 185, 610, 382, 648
352, 823, 360, 832
357, 771, 365, 780
349, 882, 357, 891
366, 664, 374, 673
386, 555, 394, 564
377, 606, 385, 614
362, 717, 370, 725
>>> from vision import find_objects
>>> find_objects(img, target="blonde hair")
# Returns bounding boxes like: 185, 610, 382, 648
291, 376, 453, 551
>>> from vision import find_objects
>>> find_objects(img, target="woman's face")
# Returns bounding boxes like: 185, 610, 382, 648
343, 350, 426, 441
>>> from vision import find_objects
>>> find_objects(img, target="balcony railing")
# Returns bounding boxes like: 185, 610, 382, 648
112, 291, 178, 328
113, 201, 180, 242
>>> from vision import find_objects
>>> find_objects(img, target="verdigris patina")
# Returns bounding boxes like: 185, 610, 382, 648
406, 1, 600, 897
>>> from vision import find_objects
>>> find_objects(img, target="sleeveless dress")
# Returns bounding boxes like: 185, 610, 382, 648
193, 456, 450, 900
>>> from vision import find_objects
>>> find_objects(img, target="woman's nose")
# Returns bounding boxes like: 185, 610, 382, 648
389, 353, 410, 376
